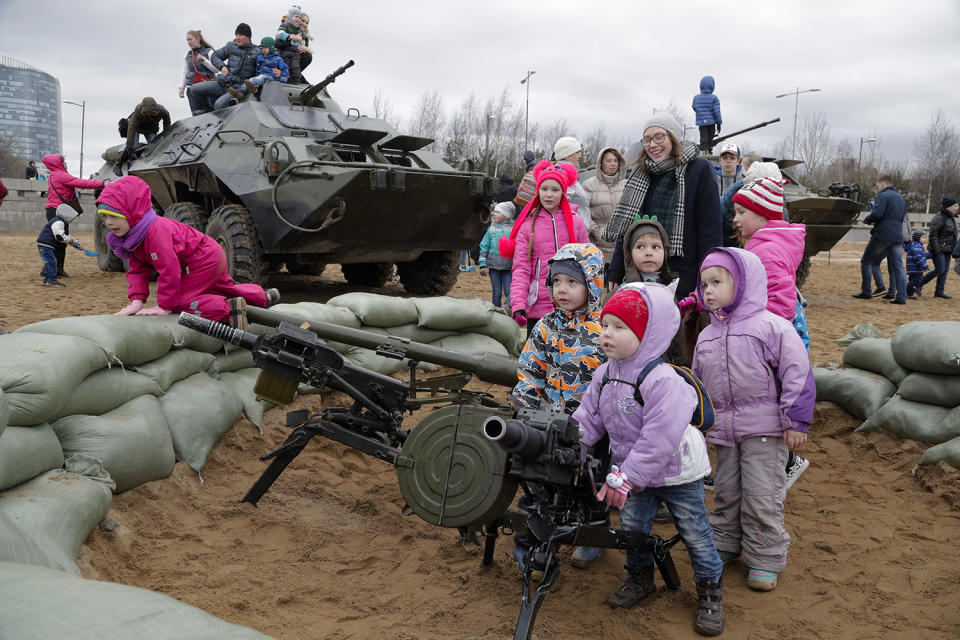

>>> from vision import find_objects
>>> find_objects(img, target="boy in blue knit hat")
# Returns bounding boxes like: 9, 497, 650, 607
229, 37, 289, 100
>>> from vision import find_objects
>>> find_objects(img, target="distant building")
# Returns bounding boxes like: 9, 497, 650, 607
0, 55, 62, 165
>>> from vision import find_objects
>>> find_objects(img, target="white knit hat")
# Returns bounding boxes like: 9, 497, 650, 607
642, 112, 681, 139
553, 136, 582, 161
742, 161, 782, 183
733, 177, 785, 220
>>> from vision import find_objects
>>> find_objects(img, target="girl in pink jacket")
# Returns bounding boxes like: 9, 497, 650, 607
500, 161, 589, 334
97, 176, 276, 326
41, 154, 106, 277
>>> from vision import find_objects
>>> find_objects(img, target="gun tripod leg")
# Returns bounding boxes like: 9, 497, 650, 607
513, 554, 561, 640
480, 522, 499, 567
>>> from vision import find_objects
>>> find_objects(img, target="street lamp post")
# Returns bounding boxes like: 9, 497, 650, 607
63, 99, 86, 177
775, 87, 820, 158
520, 70, 536, 151
858, 137, 878, 201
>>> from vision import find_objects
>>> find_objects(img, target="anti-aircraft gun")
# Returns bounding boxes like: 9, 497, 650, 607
177, 311, 682, 640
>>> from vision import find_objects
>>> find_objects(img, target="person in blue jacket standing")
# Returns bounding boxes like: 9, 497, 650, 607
692, 76, 722, 153
852, 175, 907, 303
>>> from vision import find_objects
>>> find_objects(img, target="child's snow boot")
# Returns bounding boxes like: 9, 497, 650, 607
694, 577, 724, 636
606, 566, 656, 608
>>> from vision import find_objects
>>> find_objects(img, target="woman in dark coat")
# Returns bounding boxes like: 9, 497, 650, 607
922, 196, 958, 298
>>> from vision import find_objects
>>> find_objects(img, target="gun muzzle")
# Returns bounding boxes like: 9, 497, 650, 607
177, 312, 258, 350
482, 415, 546, 459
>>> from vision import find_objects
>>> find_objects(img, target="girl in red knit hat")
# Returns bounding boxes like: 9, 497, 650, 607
502, 160, 589, 336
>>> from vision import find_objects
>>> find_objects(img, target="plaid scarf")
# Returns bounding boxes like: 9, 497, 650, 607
603, 141, 699, 257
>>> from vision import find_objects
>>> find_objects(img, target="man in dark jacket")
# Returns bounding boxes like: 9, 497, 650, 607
494, 174, 517, 203
853, 175, 907, 303
187, 23, 258, 115
25, 161, 38, 179
115, 98, 171, 174
920, 196, 958, 298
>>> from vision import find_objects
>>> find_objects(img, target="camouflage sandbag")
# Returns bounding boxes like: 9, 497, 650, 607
327, 292, 419, 327
0, 424, 64, 492
0, 333, 110, 427
857, 395, 955, 444
414, 297, 493, 331
0, 468, 112, 575
918, 436, 960, 469
209, 348, 255, 375
52, 395, 175, 493
891, 321, 960, 374
0, 562, 274, 639
160, 373, 243, 473
135, 349, 217, 392
218, 369, 271, 432
842, 338, 909, 385
812, 366, 896, 420
836, 322, 882, 347
50, 368, 162, 421
270, 301, 362, 328
435, 333, 510, 357
0, 388, 8, 440
15, 315, 174, 366
897, 372, 960, 408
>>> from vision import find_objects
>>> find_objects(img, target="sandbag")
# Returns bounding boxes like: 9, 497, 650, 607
435, 333, 510, 357
919, 436, 960, 469
51, 368, 162, 421
157, 314, 230, 353
327, 292, 419, 327
897, 372, 960, 408
0, 424, 64, 492
269, 302, 362, 328
0, 512, 56, 572
415, 297, 493, 331
836, 322, 883, 347
891, 321, 960, 375
812, 366, 896, 420
209, 348, 255, 375
380, 323, 458, 343
52, 395, 175, 493
842, 338, 909, 385
857, 395, 954, 444
16, 315, 174, 366
484, 311, 524, 355
0, 333, 110, 426
135, 349, 217, 391
160, 373, 244, 473
0, 562, 274, 638
0, 468, 112, 575
0, 388, 8, 439
218, 369, 270, 431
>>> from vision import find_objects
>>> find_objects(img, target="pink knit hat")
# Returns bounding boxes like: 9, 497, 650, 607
499, 161, 578, 259
732, 177, 785, 220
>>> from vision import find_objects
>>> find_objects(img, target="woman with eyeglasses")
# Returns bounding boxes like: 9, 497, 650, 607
603, 112, 722, 298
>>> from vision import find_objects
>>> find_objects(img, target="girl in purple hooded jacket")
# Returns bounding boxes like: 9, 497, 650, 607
692, 247, 815, 593
573, 282, 724, 637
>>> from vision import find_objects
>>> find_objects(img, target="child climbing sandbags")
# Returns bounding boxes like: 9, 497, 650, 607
842, 338, 910, 385
897, 372, 960, 408
857, 395, 957, 444
812, 366, 896, 420
160, 373, 243, 473
16, 315, 174, 366
0, 562, 274, 638
0, 333, 110, 426
891, 321, 960, 375
0, 464, 113, 575
50, 368, 163, 421
52, 395, 175, 493
0, 424, 64, 492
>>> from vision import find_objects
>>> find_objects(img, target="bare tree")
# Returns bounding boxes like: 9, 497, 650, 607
0, 137, 27, 177
371, 90, 400, 129
409, 90, 446, 154
913, 109, 960, 213
579, 125, 607, 168
793, 111, 833, 190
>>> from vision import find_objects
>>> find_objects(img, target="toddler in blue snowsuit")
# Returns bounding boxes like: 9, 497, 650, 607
905, 229, 930, 298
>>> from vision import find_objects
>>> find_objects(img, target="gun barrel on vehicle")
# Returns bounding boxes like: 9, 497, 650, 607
711, 117, 781, 147
299, 59, 355, 104
245, 305, 519, 388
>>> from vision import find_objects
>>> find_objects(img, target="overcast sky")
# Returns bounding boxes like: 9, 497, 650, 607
2, 0, 958, 177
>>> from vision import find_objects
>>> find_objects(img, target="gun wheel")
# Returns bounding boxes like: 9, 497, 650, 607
796, 255, 811, 289
341, 262, 393, 287
93, 212, 125, 272
166, 201, 209, 231
206, 204, 269, 285
397, 251, 459, 296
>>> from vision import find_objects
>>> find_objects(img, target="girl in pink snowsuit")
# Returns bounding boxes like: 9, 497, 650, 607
97, 176, 270, 321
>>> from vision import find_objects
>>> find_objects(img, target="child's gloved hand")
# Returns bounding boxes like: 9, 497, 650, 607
596, 465, 632, 509
116, 300, 145, 316
135, 306, 171, 316
513, 310, 527, 327
478, 266, 487, 276
678, 295, 698, 314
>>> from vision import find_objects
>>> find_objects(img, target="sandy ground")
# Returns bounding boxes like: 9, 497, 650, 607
3, 233, 959, 639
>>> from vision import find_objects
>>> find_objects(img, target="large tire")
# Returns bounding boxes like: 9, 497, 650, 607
796, 255, 811, 289
397, 251, 459, 296
93, 212, 124, 272
165, 201, 208, 231
205, 204, 268, 285
341, 262, 393, 288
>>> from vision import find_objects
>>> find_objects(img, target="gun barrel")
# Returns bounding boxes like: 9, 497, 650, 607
245, 306, 519, 388
712, 117, 781, 146
482, 416, 546, 459
299, 59, 355, 104
177, 312, 258, 350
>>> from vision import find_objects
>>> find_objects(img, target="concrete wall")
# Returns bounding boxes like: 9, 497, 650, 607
841, 212, 934, 243
0, 177, 97, 232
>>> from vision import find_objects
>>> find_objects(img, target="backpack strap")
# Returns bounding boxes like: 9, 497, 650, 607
633, 357, 665, 405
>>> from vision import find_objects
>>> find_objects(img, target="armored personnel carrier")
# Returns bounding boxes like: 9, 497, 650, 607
91, 62, 497, 295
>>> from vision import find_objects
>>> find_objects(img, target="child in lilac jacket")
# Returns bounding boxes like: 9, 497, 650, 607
691, 247, 815, 593
573, 282, 724, 636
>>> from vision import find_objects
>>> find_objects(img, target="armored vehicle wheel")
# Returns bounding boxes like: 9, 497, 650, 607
341, 262, 393, 287
165, 201, 209, 231
93, 213, 124, 272
796, 255, 811, 289
397, 251, 459, 296
205, 204, 268, 285
286, 258, 327, 276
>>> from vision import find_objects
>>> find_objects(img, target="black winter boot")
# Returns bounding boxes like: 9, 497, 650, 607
606, 567, 656, 608
694, 577, 725, 636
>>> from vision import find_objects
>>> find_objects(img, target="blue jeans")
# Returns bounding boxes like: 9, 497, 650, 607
860, 238, 906, 301
133, 131, 157, 148
489, 268, 511, 309
920, 253, 951, 295
907, 272, 924, 296
38, 245, 58, 281
187, 80, 229, 114
619, 479, 722, 582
